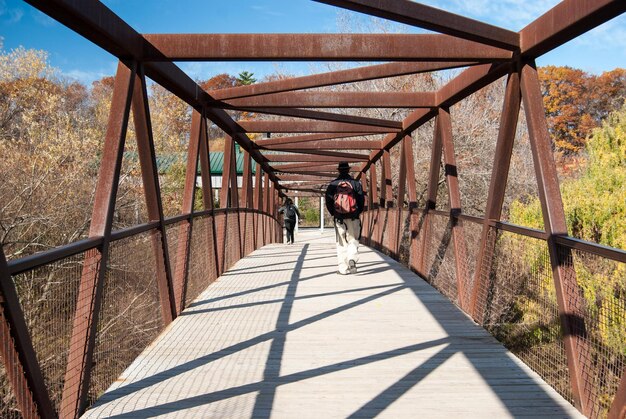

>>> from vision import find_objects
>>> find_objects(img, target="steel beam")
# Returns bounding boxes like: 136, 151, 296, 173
264, 154, 369, 163
470, 71, 521, 321
418, 112, 444, 277
520, 0, 626, 58
0, 248, 55, 418
173, 106, 203, 315
61, 61, 135, 419
131, 68, 177, 323
521, 61, 590, 415
278, 175, 335, 182
381, 150, 393, 208
608, 369, 626, 419
255, 133, 371, 147
228, 108, 401, 129
312, 0, 519, 50
277, 171, 336, 178
220, 135, 235, 208
439, 107, 470, 311
223, 91, 436, 108
241, 120, 397, 134
271, 163, 360, 172
211, 61, 475, 100
197, 110, 221, 278
143, 33, 513, 61
259, 140, 382, 151
262, 149, 370, 160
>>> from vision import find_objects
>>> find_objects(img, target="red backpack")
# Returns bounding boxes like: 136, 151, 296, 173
333, 181, 358, 215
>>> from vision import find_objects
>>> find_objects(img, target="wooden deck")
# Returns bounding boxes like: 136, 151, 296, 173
82, 229, 582, 418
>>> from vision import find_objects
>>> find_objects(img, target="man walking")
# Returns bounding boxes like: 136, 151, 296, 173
325, 162, 365, 275
278, 197, 300, 244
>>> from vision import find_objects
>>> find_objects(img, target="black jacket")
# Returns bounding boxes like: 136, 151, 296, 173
325, 174, 365, 219
278, 204, 301, 221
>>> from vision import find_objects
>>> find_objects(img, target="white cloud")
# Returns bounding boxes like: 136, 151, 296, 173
62, 66, 116, 85
417, 0, 560, 31
0, 0, 24, 24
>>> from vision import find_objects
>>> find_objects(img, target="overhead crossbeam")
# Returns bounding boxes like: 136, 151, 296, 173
240, 120, 399, 133
265, 154, 368, 163
520, 0, 626, 57
221, 91, 436, 108
211, 61, 475, 100
254, 133, 376, 147
235, 107, 401, 129
143, 34, 513, 62
258, 140, 382, 151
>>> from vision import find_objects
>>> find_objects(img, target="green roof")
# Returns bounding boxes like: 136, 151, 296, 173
126, 151, 254, 175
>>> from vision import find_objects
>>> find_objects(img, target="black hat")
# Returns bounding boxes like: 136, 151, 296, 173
338, 161, 350, 172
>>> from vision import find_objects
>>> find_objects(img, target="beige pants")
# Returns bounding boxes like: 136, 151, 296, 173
334, 218, 361, 274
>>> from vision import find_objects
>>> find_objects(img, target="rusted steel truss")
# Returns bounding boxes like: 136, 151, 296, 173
6, 0, 626, 418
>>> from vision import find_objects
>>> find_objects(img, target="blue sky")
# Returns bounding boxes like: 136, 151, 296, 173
1, 0, 625, 86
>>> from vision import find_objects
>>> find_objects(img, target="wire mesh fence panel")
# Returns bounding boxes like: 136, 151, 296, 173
477, 228, 573, 405
255, 213, 263, 248
223, 212, 239, 272
88, 231, 165, 407
165, 220, 187, 289
185, 216, 216, 307
382, 208, 394, 255
459, 220, 483, 311
12, 252, 88, 412
560, 247, 625, 418
243, 211, 255, 256
0, 305, 28, 418
409, 210, 428, 275
423, 214, 458, 303
213, 212, 226, 274
397, 209, 411, 265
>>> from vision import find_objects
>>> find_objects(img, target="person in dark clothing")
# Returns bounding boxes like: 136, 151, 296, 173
324, 162, 365, 275
278, 197, 301, 244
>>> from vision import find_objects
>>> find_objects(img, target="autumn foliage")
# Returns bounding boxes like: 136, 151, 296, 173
539, 66, 626, 156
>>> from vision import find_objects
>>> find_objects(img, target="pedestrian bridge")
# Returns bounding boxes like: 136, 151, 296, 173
82, 229, 580, 418
3, 1, 626, 418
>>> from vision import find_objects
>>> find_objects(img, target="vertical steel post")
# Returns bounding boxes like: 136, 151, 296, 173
394, 138, 409, 258
218, 135, 234, 270
608, 369, 626, 419
439, 107, 470, 310
369, 165, 379, 246
470, 71, 520, 321
241, 151, 252, 255
401, 132, 419, 272
197, 110, 221, 280
131, 68, 176, 324
60, 61, 136, 419
263, 173, 270, 245
521, 61, 589, 415
418, 113, 444, 277
254, 164, 263, 249
0, 247, 55, 418
382, 150, 393, 208
220, 135, 234, 209
172, 107, 203, 314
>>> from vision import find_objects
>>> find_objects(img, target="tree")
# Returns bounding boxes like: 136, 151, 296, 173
539, 66, 626, 157
236, 71, 256, 85
200, 73, 238, 91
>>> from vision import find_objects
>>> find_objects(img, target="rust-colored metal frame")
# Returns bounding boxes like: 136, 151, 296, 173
4, 0, 625, 417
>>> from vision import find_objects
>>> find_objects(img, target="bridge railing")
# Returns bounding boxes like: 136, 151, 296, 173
361, 207, 626, 419
0, 208, 281, 419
